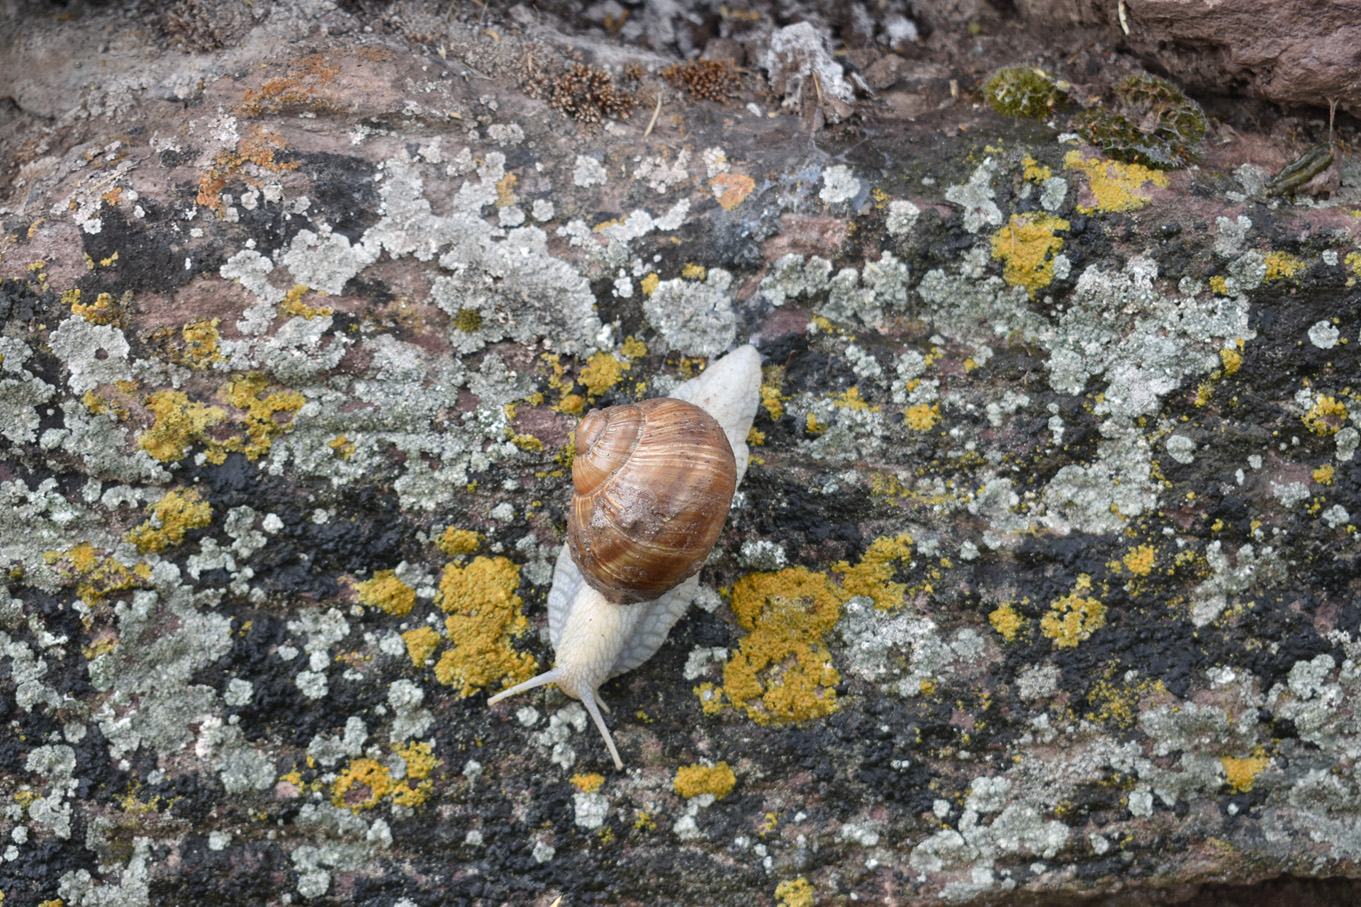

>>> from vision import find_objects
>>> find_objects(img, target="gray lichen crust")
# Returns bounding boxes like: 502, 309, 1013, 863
0, 2, 1360, 906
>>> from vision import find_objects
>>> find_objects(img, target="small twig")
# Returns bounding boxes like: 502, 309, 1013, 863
644, 94, 663, 137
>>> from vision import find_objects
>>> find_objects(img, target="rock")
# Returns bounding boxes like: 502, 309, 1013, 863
1, 2, 1361, 906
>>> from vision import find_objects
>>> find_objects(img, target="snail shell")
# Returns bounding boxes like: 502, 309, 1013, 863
488, 345, 762, 770
568, 397, 737, 604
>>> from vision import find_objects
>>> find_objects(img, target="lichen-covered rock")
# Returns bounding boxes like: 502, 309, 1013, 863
1, 2, 1361, 906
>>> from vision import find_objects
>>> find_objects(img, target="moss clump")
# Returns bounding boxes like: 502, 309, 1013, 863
1076, 74, 1207, 169
452, 307, 482, 333
982, 66, 1066, 119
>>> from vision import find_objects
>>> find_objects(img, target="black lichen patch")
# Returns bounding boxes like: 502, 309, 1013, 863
189, 453, 409, 599
81, 201, 206, 295
0, 275, 62, 325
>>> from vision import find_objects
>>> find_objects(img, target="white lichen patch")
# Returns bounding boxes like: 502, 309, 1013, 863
1309, 319, 1340, 349
1191, 540, 1283, 626
48, 318, 134, 393
643, 268, 737, 356
945, 159, 1004, 233
886, 198, 921, 236
819, 164, 863, 206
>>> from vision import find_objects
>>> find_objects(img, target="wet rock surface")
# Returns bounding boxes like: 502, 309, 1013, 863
1, 1, 1361, 905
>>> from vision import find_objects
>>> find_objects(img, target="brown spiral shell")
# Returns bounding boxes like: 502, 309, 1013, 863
567, 398, 738, 604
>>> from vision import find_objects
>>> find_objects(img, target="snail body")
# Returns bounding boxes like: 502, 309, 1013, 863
488, 345, 762, 769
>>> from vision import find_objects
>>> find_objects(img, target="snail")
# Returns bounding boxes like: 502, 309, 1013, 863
488, 344, 762, 769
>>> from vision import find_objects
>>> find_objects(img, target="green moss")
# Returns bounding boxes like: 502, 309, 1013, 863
452, 308, 482, 332
1076, 74, 1207, 169
982, 66, 1065, 119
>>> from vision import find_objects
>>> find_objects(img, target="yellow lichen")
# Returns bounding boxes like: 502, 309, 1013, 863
681, 262, 707, 280
224, 373, 306, 460
1219, 345, 1242, 376
1346, 251, 1361, 282
139, 391, 228, 463
329, 435, 355, 459
1063, 149, 1168, 213
1263, 251, 1306, 282
355, 570, 416, 616
701, 567, 842, 723
1040, 575, 1106, 648
432, 556, 537, 697
438, 528, 481, 556
126, 488, 212, 554
281, 284, 334, 320
775, 877, 815, 907
1313, 464, 1335, 485
991, 213, 1070, 297
673, 762, 736, 799
1303, 395, 1348, 435
833, 386, 876, 411
1221, 749, 1270, 793
1022, 155, 1053, 182
402, 626, 441, 667
761, 367, 787, 420
905, 403, 939, 431
180, 318, 226, 367
580, 350, 628, 397
835, 534, 913, 611
1209, 275, 1229, 295
1123, 545, 1156, 576
71, 290, 122, 325
332, 758, 391, 811
572, 773, 605, 793
988, 602, 1024, 641
640, 272, 660, 295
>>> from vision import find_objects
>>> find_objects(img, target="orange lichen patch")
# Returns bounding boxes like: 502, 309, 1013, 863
126, 488, 212, 554
775, 877, 815, 907
196, 128, 300, 215
1123, 545, 1156, 576
437, 528, 481, 557
572, 773, 605, 793
432, 557, 537, 697
674, 762, 736, 799
698, 567, 842, 723
238, 52, 340, 117
495, 172, 518, 208
281, 284, 334, 320
127, 390, 183, 448
1063, 150, 1168, 213
355, 570, 416, 616
224, 373, 306, 460
991, 213, 1070, 297
835, 534, 913, 611
1314, 464, 1335, 486
579, 350, 629, 397
905, 403, 939, 431
1263, 251, 1306, 282
988, 602, 1025, 642
710, 173, 756, 210
1041, 574, 1106, 648
1222, 749, 1270, 793
402, 626, 441, 667
1303, 395, 1348, 435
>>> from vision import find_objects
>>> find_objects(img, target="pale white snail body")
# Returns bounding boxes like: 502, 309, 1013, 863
488, 345, 762, 769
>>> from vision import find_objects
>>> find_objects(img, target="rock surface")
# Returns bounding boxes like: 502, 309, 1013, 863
1, 1, 1361, 905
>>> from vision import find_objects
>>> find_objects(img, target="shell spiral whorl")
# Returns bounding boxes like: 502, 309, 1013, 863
568, 397, 737, 604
